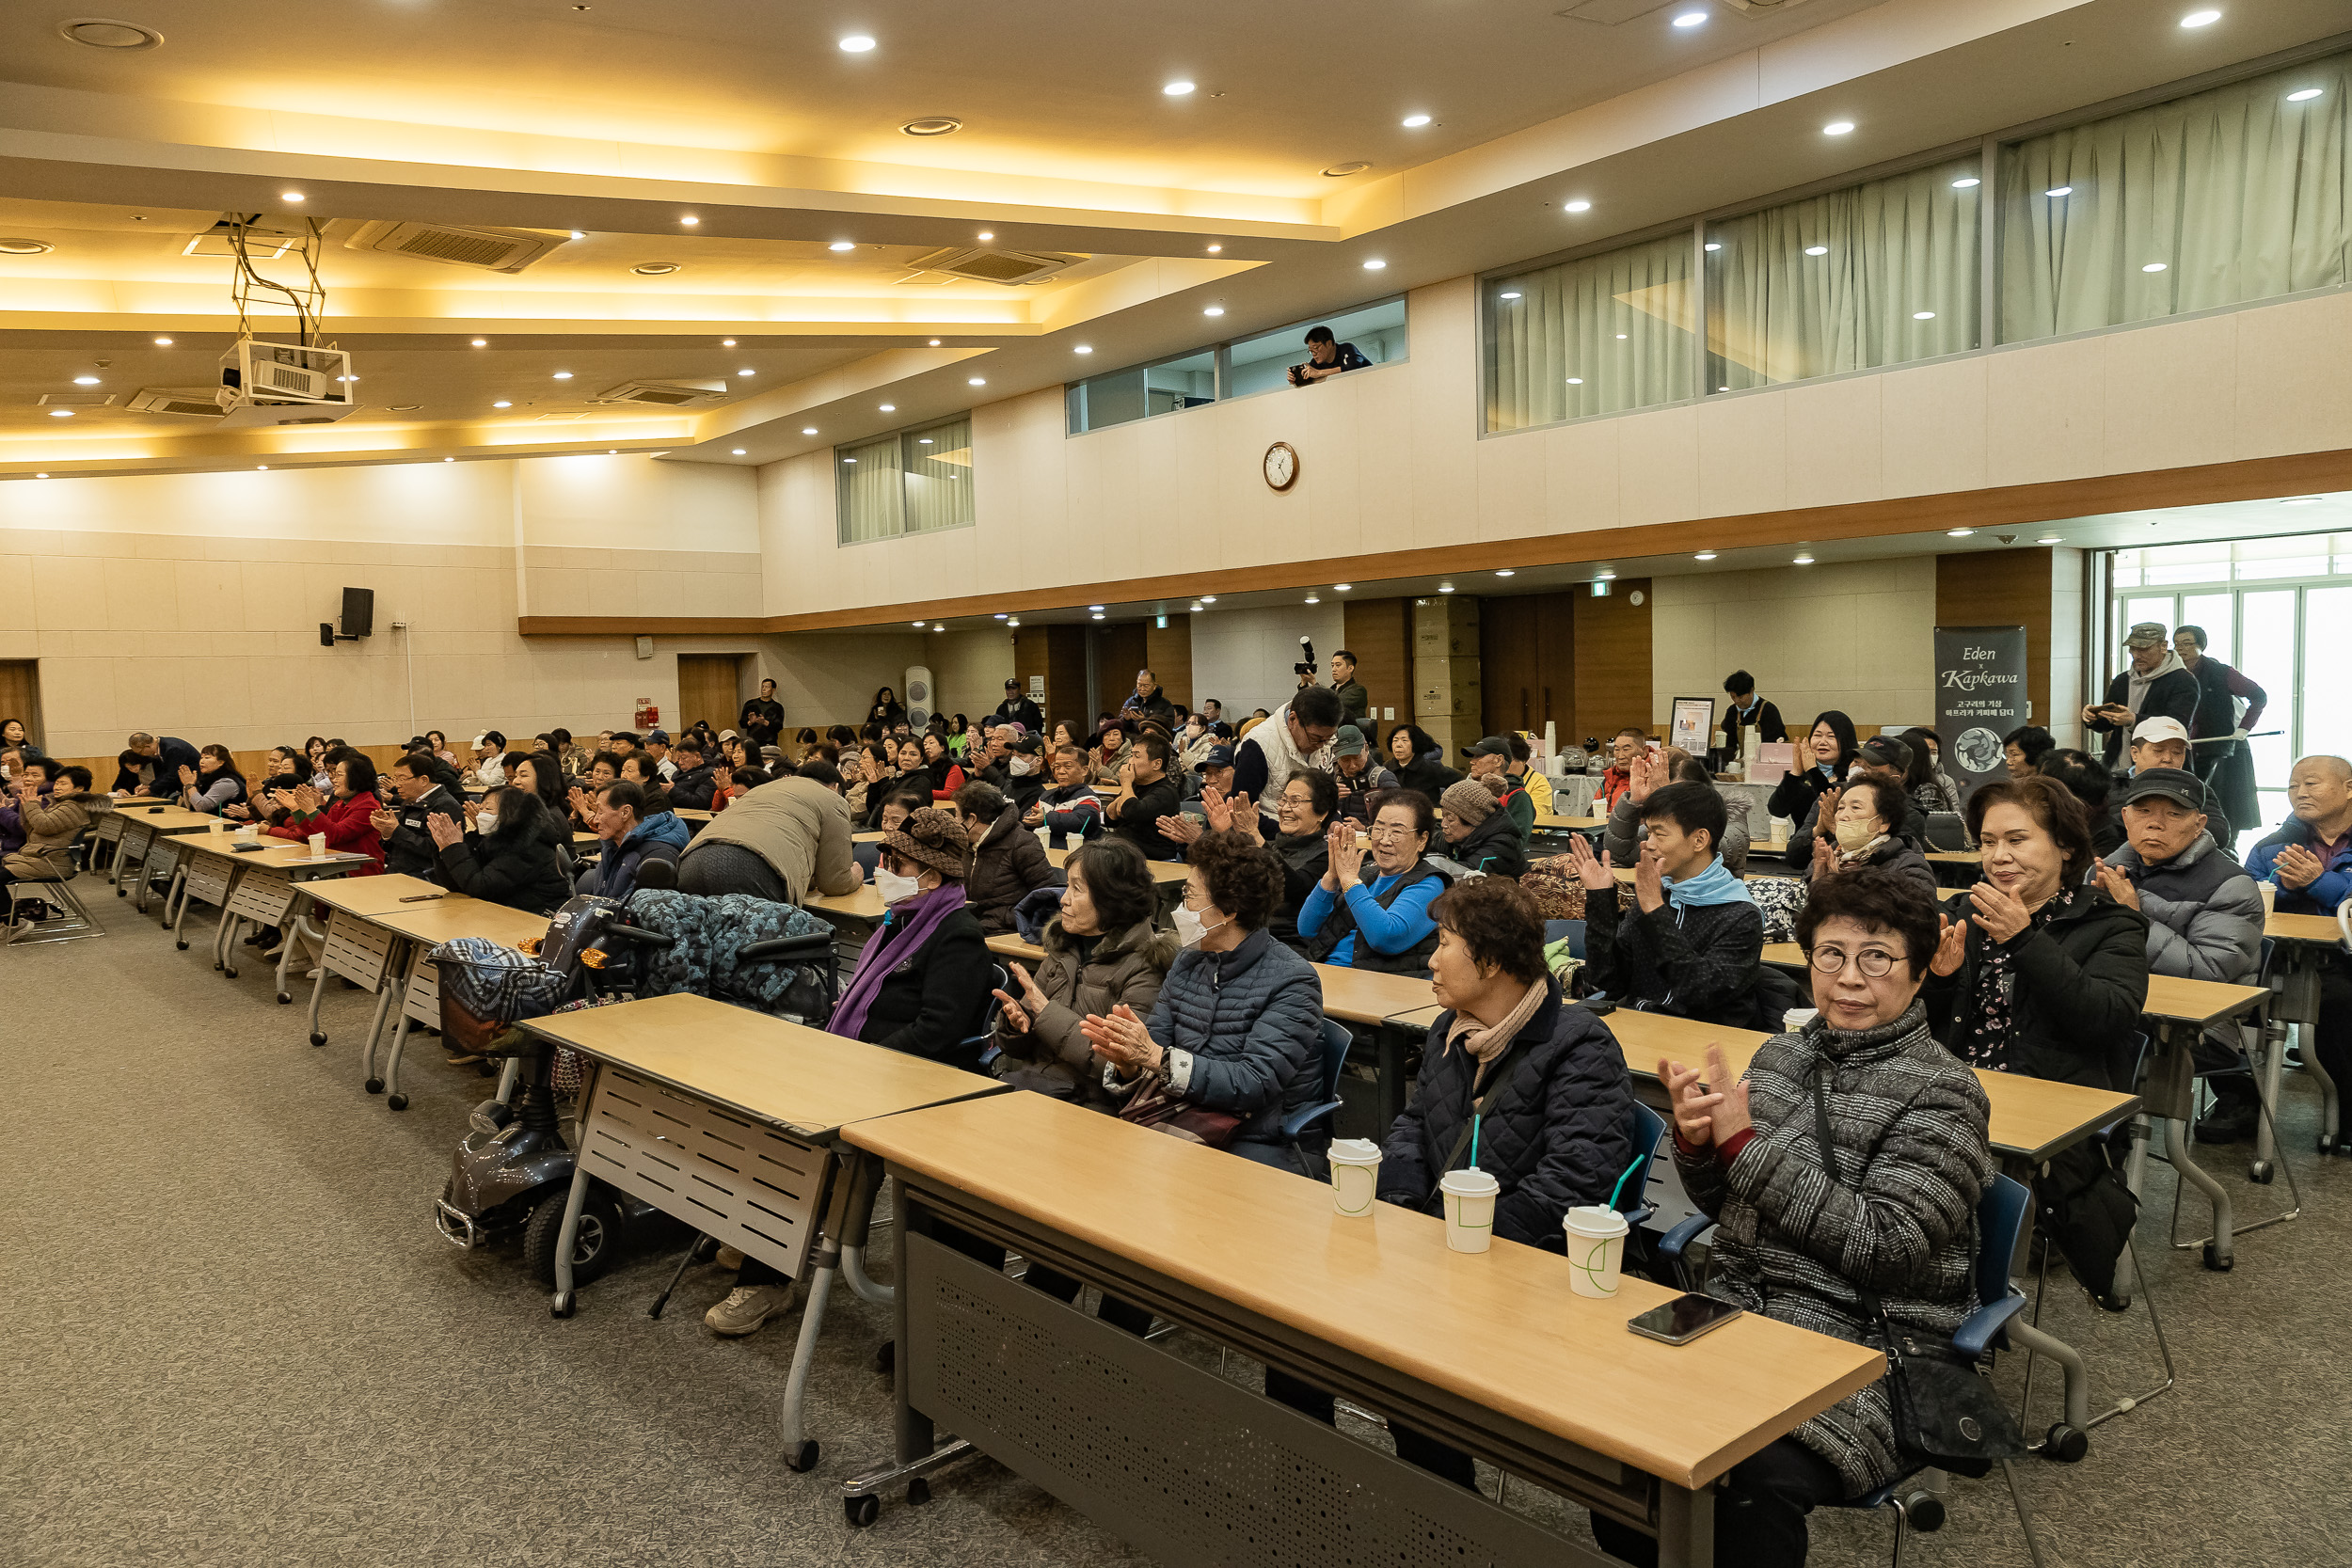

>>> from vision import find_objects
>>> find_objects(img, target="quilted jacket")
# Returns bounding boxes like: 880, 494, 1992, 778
1136, 927, 1325, 1149
993, 915, 1177, 1109
965, 806, 1057, 935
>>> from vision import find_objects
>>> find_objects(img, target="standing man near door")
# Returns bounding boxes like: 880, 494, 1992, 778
2086, 623, 2200, 770
739, 678, 784, 756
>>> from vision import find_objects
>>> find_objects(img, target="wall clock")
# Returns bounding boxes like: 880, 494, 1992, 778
1263, 441, 1299, 492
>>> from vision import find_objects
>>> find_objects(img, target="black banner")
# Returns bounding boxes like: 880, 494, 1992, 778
1935, 626, 2027, 804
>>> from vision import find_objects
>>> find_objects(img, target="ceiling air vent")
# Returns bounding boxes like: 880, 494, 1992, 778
36, 391, 116, 407
343, 220, 569, 274
905, 246, 1089, 286
591, 378, 729, 407
128, 388, 227, 418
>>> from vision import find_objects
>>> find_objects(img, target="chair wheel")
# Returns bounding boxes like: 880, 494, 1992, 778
2249, 1160, 2273, 1184
845, 1493, 880, 1527
277, 991, 292, 1005
551, 1292, 575, 1319
387, 1094, 408, 1112
908, 1478, 930, 1506
365, 1077, 384, 1095
2202, 1242, 2233, 1272
2043, 1423, 2089, 1464
873, 1339, 896, 1375
223, 965, 238, 979
175, 940, 188, 951
309, 1032, 327, 1047
784, 1440, 818, 1473
1901, 1491, 1945, 1533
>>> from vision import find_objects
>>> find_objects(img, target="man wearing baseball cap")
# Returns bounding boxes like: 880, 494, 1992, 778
2083, 621, 2198, 770
2116, 717, 2232, 850
1329, 725, 1397, 823
2094, 767, 2265, 1141
1461, 735, 1534, 837
992, 677, 1043, 736
642, 728, 678, 782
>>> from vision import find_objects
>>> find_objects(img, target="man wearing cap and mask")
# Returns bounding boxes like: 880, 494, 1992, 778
2095, 767, 2265, 1141
1461, 735, 1534, 838
1328, 725, 1397, 823
2113, 716, 2233, 852
993, 677, 1043, 736
2085, 622, 2199, 770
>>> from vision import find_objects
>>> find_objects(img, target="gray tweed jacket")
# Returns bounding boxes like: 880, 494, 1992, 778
1675, 1002, 1994, 1494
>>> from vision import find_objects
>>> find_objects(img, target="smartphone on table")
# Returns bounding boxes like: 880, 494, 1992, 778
1628, 1293, 1743, 1346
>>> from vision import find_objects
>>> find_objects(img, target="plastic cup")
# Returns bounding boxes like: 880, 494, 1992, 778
1439, 1168, 1500, 1253
1328, 1138, 1382, 1217
307, 832, 327, 858
1563, 1205, 1630, 1297
235, 824, 258, 845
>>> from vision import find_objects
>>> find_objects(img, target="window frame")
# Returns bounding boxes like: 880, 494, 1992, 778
1065, 293, 1409, 437
834, 410, 977, 546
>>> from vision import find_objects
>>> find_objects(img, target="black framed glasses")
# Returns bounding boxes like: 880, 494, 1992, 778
1808, 947, 1899, 978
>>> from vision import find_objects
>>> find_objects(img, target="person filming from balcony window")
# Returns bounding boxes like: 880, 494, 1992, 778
1287, 325, 1372, 386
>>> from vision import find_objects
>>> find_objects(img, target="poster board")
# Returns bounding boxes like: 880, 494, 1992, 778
1935, 626, 2027, 803
1669, 696, 1714, 757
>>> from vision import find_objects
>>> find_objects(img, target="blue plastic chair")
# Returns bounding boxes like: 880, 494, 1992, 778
966, 962, 1009, 1069
1660, 1174, 2046, 1566
1282, 1019, 1354, 1164
1617, 1101, 1666, 1227
1542, 918, 1586, 960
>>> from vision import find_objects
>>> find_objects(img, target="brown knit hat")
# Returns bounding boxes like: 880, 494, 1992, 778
1440, 778, 1498, 828
882, 805, 970, 880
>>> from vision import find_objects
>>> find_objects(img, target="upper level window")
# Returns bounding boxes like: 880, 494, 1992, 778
1067, 295, 1407, 435
837, 414, 973, 545
1486, 233, 1694, 432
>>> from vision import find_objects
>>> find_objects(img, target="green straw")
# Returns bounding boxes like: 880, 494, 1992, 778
1607, 1153, 1644, 1212
1470, 1113, 1482, 1169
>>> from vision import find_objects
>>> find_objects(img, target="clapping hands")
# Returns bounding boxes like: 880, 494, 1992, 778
1660, 1044, 1752, 1148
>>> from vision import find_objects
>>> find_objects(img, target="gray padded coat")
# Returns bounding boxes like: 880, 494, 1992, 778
1138, 927, 1325, 1149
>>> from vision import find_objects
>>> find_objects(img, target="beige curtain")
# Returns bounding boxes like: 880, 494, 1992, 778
1708, 155, 1981, 390
900, 416, 973, 535
834, 433, 903, 543
1486, 233, 1693, 431
2001, 49, 2349, 340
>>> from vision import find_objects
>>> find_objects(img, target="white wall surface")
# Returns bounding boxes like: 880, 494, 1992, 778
1187, 601, 1348, 722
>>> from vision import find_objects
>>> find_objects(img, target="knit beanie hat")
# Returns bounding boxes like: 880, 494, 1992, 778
883, 806, 970, 880
1441, 778, 1498, 828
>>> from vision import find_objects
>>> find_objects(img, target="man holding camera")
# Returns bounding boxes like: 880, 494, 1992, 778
1287, 325, 1372, 386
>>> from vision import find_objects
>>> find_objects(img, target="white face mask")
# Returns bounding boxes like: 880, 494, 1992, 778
1171, 905, 1229, 948
475, 812, 501, 835
1009, 757, 1034, 776
875, 868, 922, 906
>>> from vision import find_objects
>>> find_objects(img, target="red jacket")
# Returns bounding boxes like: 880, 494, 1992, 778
929, 764, 966, 802
1597, 768, 1632, 812
269, 790, 386, 874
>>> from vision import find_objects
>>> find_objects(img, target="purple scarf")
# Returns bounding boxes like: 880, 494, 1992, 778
829, 880, 968, 1042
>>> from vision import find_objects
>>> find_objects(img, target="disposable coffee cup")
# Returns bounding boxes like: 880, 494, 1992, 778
2259, 882, 2277, 915
1439, 1168, 1500, 1254
1563, 1205, 1629, 1297
1783, 1007, 1819, 1033
1328, 1138, 1382, 1217
235, 824, 258, 845
307, 832, 326, 858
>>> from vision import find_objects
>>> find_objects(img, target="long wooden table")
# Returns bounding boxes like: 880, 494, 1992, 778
843, 1089, 1883, 1560
105, 802, 222, 912
361, 895, 553, 1111
520, 992, 1006, 1465
166, 832, 373, 994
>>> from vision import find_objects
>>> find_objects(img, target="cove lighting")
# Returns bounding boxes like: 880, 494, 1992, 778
1693, 551, 1717, 561
1822, 121, 1854, 135
1500, 291, 1521, 299
1948, 528, 1975, 537
2038, 536, 2062, 545
839, 35, 875, 51
1200, 595, 1216, 603
828, 241, 855, 252
1164, 81, 1195, 96
1673, 9, 1707, 24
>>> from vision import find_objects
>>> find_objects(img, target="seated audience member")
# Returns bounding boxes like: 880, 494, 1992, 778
1286, 322, 1373, 385
1387, 722, 1463, 803
566, 753, 622, 828
865, 736, 927, 829
1605, 748, 1752, 878
573, 780, 685, 903
1184, 744, 1237, 810
2085, 621, 2199, 769
664, 736, 722, 811
175, 744, 249, 816
1299, 789, 1449, 976
991, 839, 1177, 1107
1927, 775, 2148, 1307
0, 718, 42, 763
1625, 869, 1994, 1568
2246, 754, 2352, 1115
1769, 711, 1860, 845
1809, 774, 1937, 902
266, 751, 385, 872
2110, 718, 2233, 850
1169, 769, 1338, 954
1102, 732, 1182, 861
2, 765, 94, 922
1438, 777, 1527, 879
998, 734, 1047, 816
123, 731, 199, 798
225, 747, 307, 826
373, 753, 467, 880
109, 749, 149, 797
918, 731, 966, 800
304, 736, 332, 789
1784, 734, 1926, 870
608, 731, 641, 760
1569, 783, 1762, 1027
1897, 726, 1962, 816
677, 768, 861, 904
842, 742, 889, 819
1231, 688, 1343, 826
617, 751, 672, 809
1327, 725, 1398, 823
1025, 745, 1104, 849
469, 732, 509, 788
507, 752, 568, 832
1177, 712, 1218, 772
2093, 768, 2265, 1142
424, 730, 459, 768
714, 764, 768, 811
2003, 724, 2055, 779
1080, 829, 1327, 1175
1507, 735, 1554, 817
1089, 720, 1133, 785
2038, 749, 2124, 859
638, 730, 676, 782
1595, 728, 1649, 813
426, 784, 570, 912
1462, 735, 1535, 837
954, 780, 1056, 935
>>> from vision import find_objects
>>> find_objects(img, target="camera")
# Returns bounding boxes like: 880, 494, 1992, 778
1293, 636, 1317, 678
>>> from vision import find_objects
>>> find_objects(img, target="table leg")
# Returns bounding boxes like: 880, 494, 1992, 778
892, 1196, 932, 1467
549, 1162, 593, 1318
361, 940, 409, 1093
2167, 1112, 2234, 1268
161, 863, 187, 928
780, 1245, 838, 1467
170, 875, 199, 951
2281, 954, 2338, 1151
383, 951, 423, 1110
276, 911, 319, 1005
307, 949, 333, 1046
1654, 1482, 1715, 1568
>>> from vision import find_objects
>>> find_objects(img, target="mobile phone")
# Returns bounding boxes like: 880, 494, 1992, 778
1628, 1293, 1743, 1346
399, 894, 445, 903
230, 843, 265, 853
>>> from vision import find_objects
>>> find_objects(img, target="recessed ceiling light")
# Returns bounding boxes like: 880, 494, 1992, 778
910, 619, 928, 627
1564, 199, 1592, 214
968, 376, 985, 386
2179, 9, 2220, 26
1206, 243, 1222, 253
1704, 242, 1722, 251
1914, 310, 1936, 320
1673, 8, 1707, 24
843, 458, 856, 464
1720, 385, 1731, 391
1164, 81, 1195, 96
1948, 528, 1975, 537
445, 456, 455, 463
569, 230, 587, 239
1952, 177, 1981, 189
1566, 377, 1583, 385
0, 239, 54, 255
493, 400, 512, 408
917, 437, 932, 444
1091, 612, 1105, 620
1334, 583, 1352, 591
1494, 569, 1515, 578
1362, 259, 1386, 270
977, 231, 993, 241
1304, 595, 1321, 604
1595, 570, 1616, 581
1006, 618, 1019, 627
1804, 245, 1829, 256
732, 448, 747, 455
880, 404, 895, 411
802, 426, 818, 435
72, 375, 100, 386
1322, 162, 1372, 178
1499, 291, 1521, 300
1616, 333, 1628, 340
828, 241, 855, 252
839, 34, 876, 51
932, 624, 945, 632
34, 473, 47, 479
993, 612, 1009, 620
1693, 551, 1717, 561
721, 338, 736, 346
608, 449, 619, 455
738, 369, 755, 376
1793, 554, 1815, 564
47, 408, 72, 418
59, 19, 163, 49
552, 371, 573, 379
2142, 261, 2169, 272
1822, 121, 1854, 135
2045, 185, 2073, 198
630, 262, 679, 276
1074, 344, 1093, 354
1203, 306, 1224, 316
470, 338, 487, 346
2287, 88, 2324, 103
336, 375, 358, 382
928, 338, 942, 346
1089, 605, 1104, 611
679, 215, 701, 226
900, 117, 962, 135
258, 466, 269, 471
1200, 595, 1216, 603
1401, 114, 1431, 128
280, 191, 303, 202
1437, 583, 1454, 594
2037, 536, 2062, 544
152, 336, 171, 345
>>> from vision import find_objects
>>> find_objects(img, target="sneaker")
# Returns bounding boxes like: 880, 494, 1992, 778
2194, 1105, 2259, 1145
704, 1282, 795, 1337
715, 1243, 746, 1271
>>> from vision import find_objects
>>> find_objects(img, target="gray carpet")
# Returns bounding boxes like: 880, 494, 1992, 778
4, 884, 2348, 1567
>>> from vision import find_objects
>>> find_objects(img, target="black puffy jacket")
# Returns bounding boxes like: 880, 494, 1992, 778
1925, 884, 2149, 1093
435, 827, 574, 913
1378, 982, 1634, 1249
1447, 812, 1527, 879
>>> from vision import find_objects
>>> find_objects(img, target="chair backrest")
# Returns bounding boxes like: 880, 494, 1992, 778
1316, 1018, 1351, 1107
1617, 1101, 1667, 1215
1975, 1172, 2032, 1309
1543, 918, 1585, 960
1925, 811, 1970, 851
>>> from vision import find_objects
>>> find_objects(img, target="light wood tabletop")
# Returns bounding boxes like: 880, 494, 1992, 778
523, 990, 1004, 1138
1925, 850, 1983, 864
846, 1089, 1883, 1492
572, 832, 604, 848
2265, 911, 2344, 945
853, 831, 883, 843
805, 882, 888, 922
2142, 974, 2270, 1028
1041, 845, 1189, 882
1533, 814, 1608, 831
108, 802, 226, 832
1316, 963, 1450, 1025
305, 874, 448, 917
987, 932, 1045, 964
175, 837, 373, 872
674, 807, 712, 821
374, 895, 550, 949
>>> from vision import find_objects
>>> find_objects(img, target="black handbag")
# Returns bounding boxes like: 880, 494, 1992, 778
1809, 1069, 2028, 1479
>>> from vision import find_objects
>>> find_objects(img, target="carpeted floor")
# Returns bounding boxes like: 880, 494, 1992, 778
3, 882, 2347, 1567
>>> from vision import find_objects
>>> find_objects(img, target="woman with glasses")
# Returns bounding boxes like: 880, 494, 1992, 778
1159, 768, 1336, 954
1625, 868, 1993, 1568
1296, 788, 1449, 977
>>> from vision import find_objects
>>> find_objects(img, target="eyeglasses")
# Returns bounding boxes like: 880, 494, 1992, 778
1808, 947, 1900, 978
1366, 823, 1419, 840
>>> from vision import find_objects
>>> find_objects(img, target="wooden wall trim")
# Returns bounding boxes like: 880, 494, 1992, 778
515, 446, 2352, 638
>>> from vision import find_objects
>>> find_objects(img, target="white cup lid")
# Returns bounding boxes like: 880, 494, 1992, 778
1439, 1167, 1500, 1196
1563, 1203, 1629, 1237
1329, 1138, 1382, 1164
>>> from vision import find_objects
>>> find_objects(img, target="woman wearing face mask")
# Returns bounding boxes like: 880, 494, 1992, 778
1079, 829, 1328, 1176
1807, 775, 1936, 901
1299, 790, 1450, 977
834, 807, 992, 1067
1386, 722, 1464, 803
1925, 774, 2149, 1306
1769, 711, 1859, 863
990, 839, 1176, 1108
427, 784, 571, 911
1177, 713, 1217, 772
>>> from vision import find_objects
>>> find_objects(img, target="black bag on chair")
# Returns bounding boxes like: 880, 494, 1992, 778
1810, 1069, 2028, 1478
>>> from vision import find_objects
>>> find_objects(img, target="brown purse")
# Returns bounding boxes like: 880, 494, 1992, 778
1119, 1077, 1243, 1148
